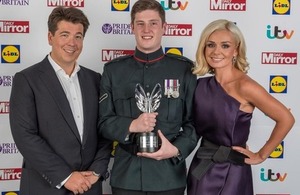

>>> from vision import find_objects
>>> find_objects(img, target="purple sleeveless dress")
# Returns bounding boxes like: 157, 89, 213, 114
187, 76, 254, 195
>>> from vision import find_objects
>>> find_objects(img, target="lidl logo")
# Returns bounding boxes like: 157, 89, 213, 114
1, 192, 19, 195
111, 0, 130, 11
1, 45, 20, 63
269, 141, 284, 158
272, 0, 290, 15
269, 75, 287, 93
165, 47, 183, 55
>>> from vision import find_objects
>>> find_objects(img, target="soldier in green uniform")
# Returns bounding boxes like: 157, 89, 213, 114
99, 0, 198, 194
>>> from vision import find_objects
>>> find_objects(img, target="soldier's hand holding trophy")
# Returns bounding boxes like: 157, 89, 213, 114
134, 83, 162, 153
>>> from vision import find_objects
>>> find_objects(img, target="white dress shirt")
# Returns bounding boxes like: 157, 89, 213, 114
48, 55, 84, 189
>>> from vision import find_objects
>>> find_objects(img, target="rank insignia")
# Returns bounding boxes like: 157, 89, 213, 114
164, 79, 180, 98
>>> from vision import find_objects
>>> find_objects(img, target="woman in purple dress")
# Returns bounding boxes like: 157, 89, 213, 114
187, 19, 295, 195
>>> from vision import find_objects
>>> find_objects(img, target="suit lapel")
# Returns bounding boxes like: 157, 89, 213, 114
38, 57, 81, 143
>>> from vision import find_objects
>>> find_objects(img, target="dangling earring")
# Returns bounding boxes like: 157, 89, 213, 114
232, 56, 236, 64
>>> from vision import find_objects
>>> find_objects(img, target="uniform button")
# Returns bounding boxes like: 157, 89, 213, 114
146, 85, 149, 88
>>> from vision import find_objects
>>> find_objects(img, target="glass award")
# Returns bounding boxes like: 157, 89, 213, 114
135, 83, 162, 152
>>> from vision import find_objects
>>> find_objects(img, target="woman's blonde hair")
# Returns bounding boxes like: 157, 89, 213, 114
193, 19, 249, 76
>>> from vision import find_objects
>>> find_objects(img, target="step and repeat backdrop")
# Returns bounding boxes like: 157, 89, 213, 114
0, 0, 299, 194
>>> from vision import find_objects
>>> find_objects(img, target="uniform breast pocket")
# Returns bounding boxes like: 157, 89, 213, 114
112, 85, 140, 117
158, 96, 184, 122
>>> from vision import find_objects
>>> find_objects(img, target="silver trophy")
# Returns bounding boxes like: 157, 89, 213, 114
135, 83, 162, 153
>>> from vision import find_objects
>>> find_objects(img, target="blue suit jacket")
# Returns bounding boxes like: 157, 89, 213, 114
9, 56, 111, 195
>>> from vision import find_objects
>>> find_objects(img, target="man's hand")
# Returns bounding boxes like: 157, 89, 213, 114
137, 130, 178, 160
81, 171, 99, 185
64, 171, 91, 194
129, 112, 158, 133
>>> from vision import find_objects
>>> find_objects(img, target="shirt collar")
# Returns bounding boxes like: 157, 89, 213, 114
133, 47, 165, 64
48, 54, 80, 77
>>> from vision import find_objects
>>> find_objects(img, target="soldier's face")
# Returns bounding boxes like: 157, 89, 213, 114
131, 10, 166, 54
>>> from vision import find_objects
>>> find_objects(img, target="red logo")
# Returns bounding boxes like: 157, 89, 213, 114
0, 101, 9, 114
164, 24, 192, 36
261, 52, 297, 65
210, 0, 246, 11
0, 21, 29, 33
47, 0, 84, 7
102, 49, 134, 62
0, 168, 22, 181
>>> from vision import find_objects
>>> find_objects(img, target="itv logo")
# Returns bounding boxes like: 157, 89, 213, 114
266, 25, 294, 39
260, 168, 287, 182
160, 0, 188, 10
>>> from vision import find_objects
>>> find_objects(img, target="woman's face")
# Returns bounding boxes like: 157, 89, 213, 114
205, 29, 238, 70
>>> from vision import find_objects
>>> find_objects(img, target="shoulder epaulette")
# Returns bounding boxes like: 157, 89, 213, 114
165, 53, 194, 64
105, 54, 133, 65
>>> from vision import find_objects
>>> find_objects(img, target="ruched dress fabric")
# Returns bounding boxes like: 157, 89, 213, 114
187, 76, 254, 195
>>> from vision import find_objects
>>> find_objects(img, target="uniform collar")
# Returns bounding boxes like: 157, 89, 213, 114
134, 47, 164, 63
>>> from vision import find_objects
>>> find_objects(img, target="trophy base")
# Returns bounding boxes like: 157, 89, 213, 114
137, 132, 159, 153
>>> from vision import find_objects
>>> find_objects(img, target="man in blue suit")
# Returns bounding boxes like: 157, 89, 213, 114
9, 6, 111, 195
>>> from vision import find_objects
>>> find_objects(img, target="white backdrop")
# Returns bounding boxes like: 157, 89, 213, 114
0, 0, 299, 194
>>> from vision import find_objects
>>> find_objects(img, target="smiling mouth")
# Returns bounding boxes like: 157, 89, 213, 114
211, 57, 223, 62
64, 48, 76, 54
142, 36, 153, 40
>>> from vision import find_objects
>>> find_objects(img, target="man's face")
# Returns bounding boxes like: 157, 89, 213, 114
131, 10, 166, 54
48, 20, 84, 69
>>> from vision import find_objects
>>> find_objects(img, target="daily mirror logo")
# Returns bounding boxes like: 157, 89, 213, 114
0, 101, 9, 114
210, 0, 246, 11
102, 49, 134, 61
0, 21, 29, 33
0, 168, 22, 181
261, 52, 297, 65
164, 24, 192, 36
47, 0, 84, 7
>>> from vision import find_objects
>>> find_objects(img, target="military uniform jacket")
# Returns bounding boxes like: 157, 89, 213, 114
99, 48, 198, 191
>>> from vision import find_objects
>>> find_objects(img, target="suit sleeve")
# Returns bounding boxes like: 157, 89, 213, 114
88, 73, 112, 180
